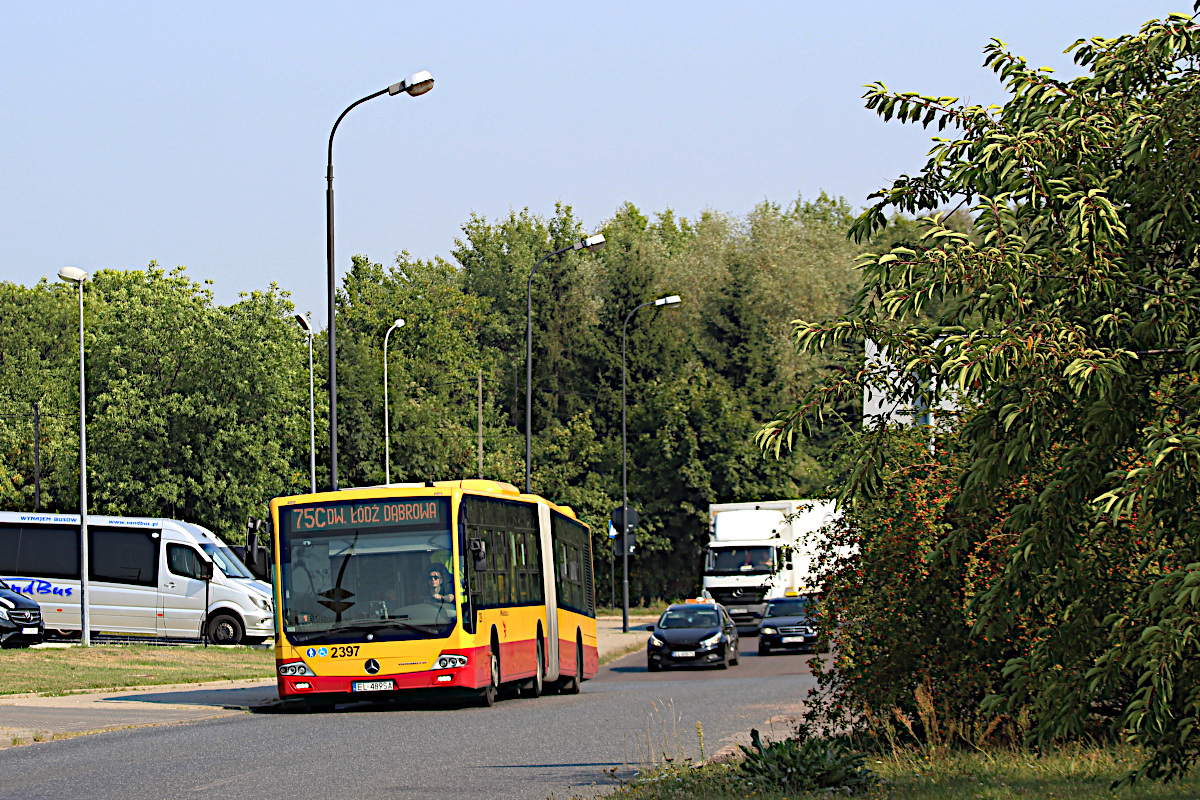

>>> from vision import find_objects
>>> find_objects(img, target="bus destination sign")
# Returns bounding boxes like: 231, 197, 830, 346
287, 499, 445, 533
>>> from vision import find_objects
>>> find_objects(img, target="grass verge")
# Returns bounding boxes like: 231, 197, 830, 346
0, 645, 275, 695
586, 744, 1200, 799
599, 641, 647, 667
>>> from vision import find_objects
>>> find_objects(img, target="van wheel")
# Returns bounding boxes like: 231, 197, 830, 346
207, 613, 243, 645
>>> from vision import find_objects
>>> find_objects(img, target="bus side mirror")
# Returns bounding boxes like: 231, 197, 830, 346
244, 516, 273, 582
197, 557, 214, 582
469, 538, 486, 571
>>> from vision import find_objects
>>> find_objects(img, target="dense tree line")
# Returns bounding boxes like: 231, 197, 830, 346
0, 193, 862, 604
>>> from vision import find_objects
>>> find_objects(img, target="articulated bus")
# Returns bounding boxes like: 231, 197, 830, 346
264, 479, 598, 707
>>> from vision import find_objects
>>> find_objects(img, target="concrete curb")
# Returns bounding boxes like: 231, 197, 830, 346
0, 677, 277, 702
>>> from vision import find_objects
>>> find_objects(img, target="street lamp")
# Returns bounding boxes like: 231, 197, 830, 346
524, 233, 606, 493
294, 314, 316, 494
621, 294, 681, 632
383, 318, 405, 485
326, 70, 434, 491
58, 266, 91, 647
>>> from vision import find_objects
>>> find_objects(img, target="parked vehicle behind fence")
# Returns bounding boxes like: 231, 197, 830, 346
0, 511, 274, 644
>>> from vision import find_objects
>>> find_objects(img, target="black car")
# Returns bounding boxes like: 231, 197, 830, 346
645, 602, 739, 671
0, 578, 44, 648
757, 596, 819, 655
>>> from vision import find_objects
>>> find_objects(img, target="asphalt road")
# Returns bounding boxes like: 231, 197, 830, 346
0, 647, 817, 800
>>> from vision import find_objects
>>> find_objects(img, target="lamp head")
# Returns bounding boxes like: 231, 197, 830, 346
294, 313, 313, 334
573, 234, 606, 252
388, 70, 434, 97
57, 266, 89, 284
654, 294, 682, 307
391, 318, 405, 330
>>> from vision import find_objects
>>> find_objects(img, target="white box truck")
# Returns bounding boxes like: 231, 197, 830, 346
702, 500, 839, 632
0, 511, 275, 644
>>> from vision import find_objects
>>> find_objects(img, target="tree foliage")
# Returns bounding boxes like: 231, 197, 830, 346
760, 8, 1200, 782
0, 191, 862, 605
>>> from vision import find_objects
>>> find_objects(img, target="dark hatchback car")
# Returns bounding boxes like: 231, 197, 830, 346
0, 578, 44, 648
645, 602, 739, 671
757, 596, 820, 655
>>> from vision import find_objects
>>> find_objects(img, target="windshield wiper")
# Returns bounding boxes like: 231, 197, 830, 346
291, 618, 443, 642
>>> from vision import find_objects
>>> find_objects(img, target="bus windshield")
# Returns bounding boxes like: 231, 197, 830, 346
278, 497, 455, 644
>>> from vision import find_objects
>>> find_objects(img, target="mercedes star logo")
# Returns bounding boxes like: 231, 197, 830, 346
364, 659, 380, 675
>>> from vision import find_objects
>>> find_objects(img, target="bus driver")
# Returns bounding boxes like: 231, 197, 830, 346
426, 564, 452, 606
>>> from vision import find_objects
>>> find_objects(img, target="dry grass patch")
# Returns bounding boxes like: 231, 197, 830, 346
0, 645, 274, 695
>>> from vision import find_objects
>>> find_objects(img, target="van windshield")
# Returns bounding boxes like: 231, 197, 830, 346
199, 543, 254, 579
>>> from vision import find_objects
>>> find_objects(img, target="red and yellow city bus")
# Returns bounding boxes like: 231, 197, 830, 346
266, 479, 598, 707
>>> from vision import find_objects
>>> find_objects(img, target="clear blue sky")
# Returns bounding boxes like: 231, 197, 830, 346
1, 2, 1178, 324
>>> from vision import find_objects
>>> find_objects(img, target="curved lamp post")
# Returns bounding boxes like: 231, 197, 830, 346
525, 234, 606, 493
58, 266, 91, 647
621, 294, 681, 631
327, 70, 433, 491
294, 314, 316, 494
383, 318, 405, 484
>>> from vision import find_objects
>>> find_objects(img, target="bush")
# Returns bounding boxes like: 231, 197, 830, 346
737, 727, 876, 794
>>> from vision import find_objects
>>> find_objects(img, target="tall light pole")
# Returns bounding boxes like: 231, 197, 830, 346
525, 233, 606, 493
327, 70, 433, 491
383, 318, 405, 484
58, 266, 91, 647
294, 314, 316, 494
621, 294, 682, 632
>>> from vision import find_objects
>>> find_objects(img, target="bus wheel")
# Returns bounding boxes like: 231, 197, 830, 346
207, 613, 243, 645
479, 651, 499, 707
561, 640, 582, 694
525, 639, 544, 698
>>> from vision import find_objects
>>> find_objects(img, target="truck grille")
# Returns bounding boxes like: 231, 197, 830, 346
9, 610, 41, 626
708, 588, 767, 607
778, 625, 814, 635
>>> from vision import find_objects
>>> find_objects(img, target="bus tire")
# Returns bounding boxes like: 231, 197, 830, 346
479, 651, 499, 707
560, 639, 582, 694
525, 637, 544, 698
207, 613, 244, 645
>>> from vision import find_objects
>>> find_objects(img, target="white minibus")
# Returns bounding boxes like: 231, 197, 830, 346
0, 511, 274, 645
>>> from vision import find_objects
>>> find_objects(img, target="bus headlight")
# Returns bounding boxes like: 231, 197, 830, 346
435, 654, 468, 670
278, 661, 315, 676
250, 595, 272, 613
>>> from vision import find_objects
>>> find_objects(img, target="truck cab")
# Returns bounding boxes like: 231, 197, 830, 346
701, 501, 838, 634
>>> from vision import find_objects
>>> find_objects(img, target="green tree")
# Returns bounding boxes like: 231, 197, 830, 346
761, 9, 1200, 781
